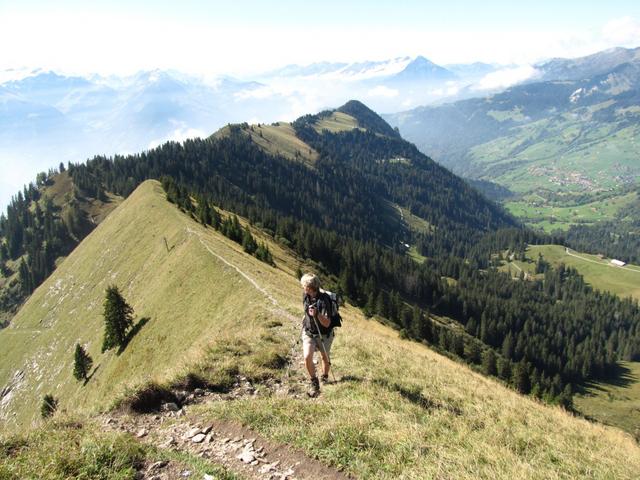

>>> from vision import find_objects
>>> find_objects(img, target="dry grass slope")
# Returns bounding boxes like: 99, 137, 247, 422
199, 307, 640, 479
213, 111, 363, 166
313, 111, 362, 134
215, 122, 320, 164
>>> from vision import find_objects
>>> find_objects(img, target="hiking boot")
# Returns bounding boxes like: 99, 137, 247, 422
307, 377, 320, 398
320, 374, 329, 384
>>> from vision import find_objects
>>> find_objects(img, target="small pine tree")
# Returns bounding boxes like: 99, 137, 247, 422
255, 242, 274, 265
102, 285, 134, 353
73, 343, 93, 381
498, 357, 512, 380
242, 226, 258, 254
557, 384, 574, 410
465, 341, 482, 364
41, 394, 58, 418
512, 362, 531, 394
482, 349, 498, 376
210, 205, 221, 230
453, 333, 465, 357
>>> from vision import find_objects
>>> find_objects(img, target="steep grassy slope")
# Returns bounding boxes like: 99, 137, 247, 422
0, 169, 123, 327
213, 121, 321, 164
2, 179, 640, 478
198, 306, 640, 479
211, 109, 365, 165
0, 179, 298, 431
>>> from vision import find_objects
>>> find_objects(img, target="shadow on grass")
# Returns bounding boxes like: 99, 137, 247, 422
576, 362, 638, 396
335, 374, 364, 384
117, 317, 151, 355
373, 378, 463, 416
333, 375, 462, 415
83, 363, 101, 386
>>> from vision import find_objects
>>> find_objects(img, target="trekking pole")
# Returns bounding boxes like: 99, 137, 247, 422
310, 313, 337, 383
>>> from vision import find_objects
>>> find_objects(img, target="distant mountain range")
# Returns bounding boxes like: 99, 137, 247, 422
2, 46, 639, 212
385, 46, 640, 195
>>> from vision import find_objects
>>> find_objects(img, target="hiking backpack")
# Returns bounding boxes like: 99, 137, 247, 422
320, 289, 342, 329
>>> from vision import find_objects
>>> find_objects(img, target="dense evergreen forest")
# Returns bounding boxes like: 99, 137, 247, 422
2, 102, 639, 407
0, 167, 90, 321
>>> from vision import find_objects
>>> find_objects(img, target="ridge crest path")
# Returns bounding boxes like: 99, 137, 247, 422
99, 225, 350, 479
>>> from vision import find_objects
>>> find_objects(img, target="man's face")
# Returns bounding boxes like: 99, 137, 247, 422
304, 285, 318, 298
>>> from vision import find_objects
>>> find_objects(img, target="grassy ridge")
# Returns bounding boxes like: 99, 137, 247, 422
0, 180, 299, 431
313, 111, 361, 133
213, 111, 363, 165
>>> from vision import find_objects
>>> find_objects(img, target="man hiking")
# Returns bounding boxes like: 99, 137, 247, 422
300, 273, 335, 398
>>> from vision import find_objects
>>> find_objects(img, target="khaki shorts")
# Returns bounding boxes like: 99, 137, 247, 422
302, 329, 334, 357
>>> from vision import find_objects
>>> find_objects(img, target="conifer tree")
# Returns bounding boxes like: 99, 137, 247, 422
512, 362, 531, 394
482, 348, 498, 376
41, 394, 57, 418
498, 356, 512, 380
19, 259, 32, 294
255, 242, 274, 265
242, 225, 258, 254
465, 341, 482, 364
101, 285, 134, 352
73, 343, 93, 381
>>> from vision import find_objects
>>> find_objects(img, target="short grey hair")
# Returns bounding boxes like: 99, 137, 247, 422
300, 273, 320, 290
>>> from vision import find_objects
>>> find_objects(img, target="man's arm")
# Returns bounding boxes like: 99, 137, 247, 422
308, 300, 331, 328
316, 299, 331, 328
317, 310, 331, 328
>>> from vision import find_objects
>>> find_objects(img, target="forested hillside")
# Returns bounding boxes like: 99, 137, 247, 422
0, 168, 120, 325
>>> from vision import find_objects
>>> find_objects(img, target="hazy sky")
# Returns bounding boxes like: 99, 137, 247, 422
1, 0, 640, 77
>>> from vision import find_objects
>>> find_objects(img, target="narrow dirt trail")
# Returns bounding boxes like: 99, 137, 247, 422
102, 410, 350, 480
184, 225, 306, 387
100, 226, 349, 479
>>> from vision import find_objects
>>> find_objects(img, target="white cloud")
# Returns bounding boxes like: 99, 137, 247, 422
367, 85, 399, 98
234, 85, 279, 101
474, 65, 540, 91
602, 17, 640, 46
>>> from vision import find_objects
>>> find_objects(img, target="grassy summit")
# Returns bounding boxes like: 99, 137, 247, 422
1, 180, 639, 478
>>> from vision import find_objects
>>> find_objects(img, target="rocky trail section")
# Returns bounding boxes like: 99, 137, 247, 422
101, 395, 350, 480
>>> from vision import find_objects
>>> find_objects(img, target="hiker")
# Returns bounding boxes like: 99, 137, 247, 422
300, 273, 335, 397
